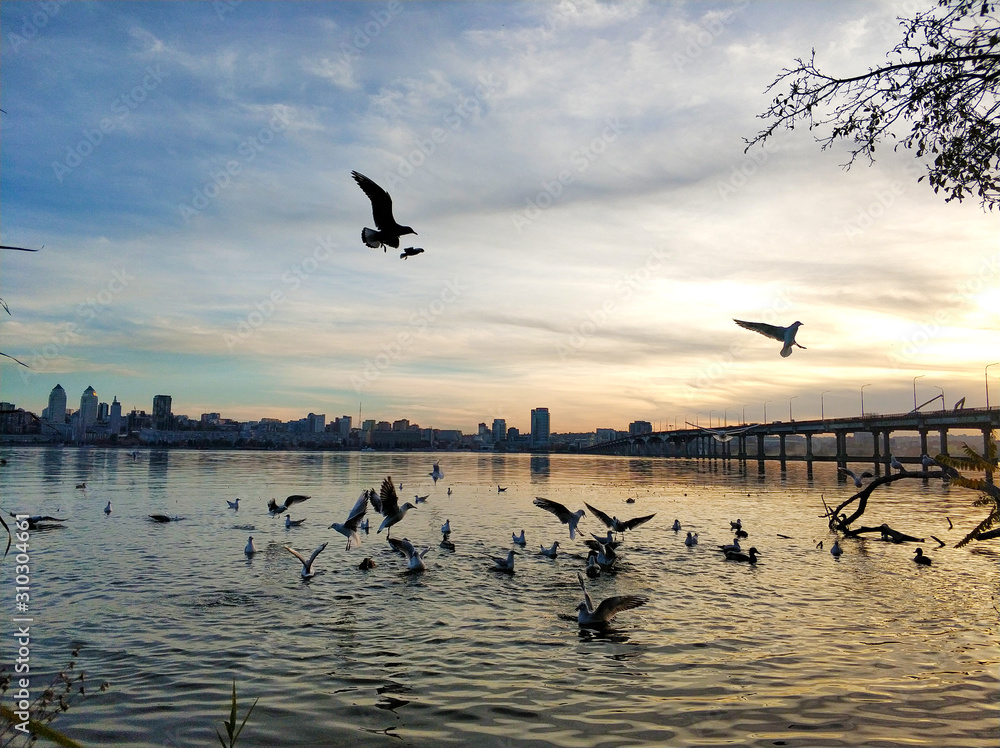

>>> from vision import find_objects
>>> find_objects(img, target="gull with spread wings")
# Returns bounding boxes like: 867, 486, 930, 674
584, 503, 655, 539
576, 572, 647, 628
352, 171, 416, 251
734, 319, 806, 357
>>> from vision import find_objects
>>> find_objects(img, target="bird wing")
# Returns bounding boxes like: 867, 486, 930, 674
267, 499, 278, 512
577, 571, 595, 613
621, 513, 655, 530
860, 471, 874, 479
593, 595, 647, 622
734, 319, 785, 342
305, 542, 329, 569
284, 545, 308, 566
343, 490, 370, 529
352, 171, 397, 230
36, 515, 68, 522
388, 536, 415, 558
838, 468, 857, 480
379, 477, 400, 516
584, 503, 614, 529
285, 494, 310, 508
533, 497, 574, 523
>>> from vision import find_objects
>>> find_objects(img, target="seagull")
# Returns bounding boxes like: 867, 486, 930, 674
890, 455, 906, 473
447, 487, 453, 496
400, 247, 424, 260
329, 489, 371, 550
583, 539, 618, 569
490, 549, 517, 573
352, 171, 416, 251
591, 530, 616, 546
584, 503, 655, 538
734, 319, 806, 357
414, 493, 429, 504
725, 546, 760, 564
540, 541, 560, 558
373, 476, 416, 536
672, 519, 681, 532
104, 501, 112, 515
360, 518, 370, 535
5, 512, 67, 530
534, 497, 586, 540
719, 537, 741, 554
730, 519, 742, 531
388, 536, 429, 572
913, 547, 932, 566
684, 422, 758, 443
576, 572, 647, 628
498, 485, 507, 493
244, 536, 256, 556
441, 519, 451, 536
227, 498, 240, 510
512, 529, 526, 546
284, 515, 306, 529
921, 454, 938, 468
585, 551, 601, 578
839, 467, 874, 488
684, 531, 698, 547
830, 540, 843, 557
284, 542, 329, 579
430, 462, 444, 484
268, 495, 310, 516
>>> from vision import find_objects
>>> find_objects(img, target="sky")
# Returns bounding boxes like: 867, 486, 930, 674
1, 0, 997, 434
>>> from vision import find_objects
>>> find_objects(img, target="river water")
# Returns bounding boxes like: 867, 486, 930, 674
1, 447, 997, 747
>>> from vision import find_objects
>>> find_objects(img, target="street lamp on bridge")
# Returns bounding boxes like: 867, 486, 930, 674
789, 396, 798, 422
988, 363, 1000, 409
912, 374, 925, 412
934, 385, 945, 411
861, 384, 871, 417
821, 390, 831, 421
763, 400, 771, 424
724, 408, 730, 427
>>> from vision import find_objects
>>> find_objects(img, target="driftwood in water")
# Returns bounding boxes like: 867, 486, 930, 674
825, 469, 951, 537
842, 523, 923, 543
975, 528, 1000, 541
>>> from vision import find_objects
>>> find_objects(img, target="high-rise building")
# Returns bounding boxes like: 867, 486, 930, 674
492, 418, 507, 443
152, 395, 173, 430
109, 397, 122, 435
337, 415, 351, 438
79, 386, 99, 426
530, 407, 550, 447
47, 384, 67, 423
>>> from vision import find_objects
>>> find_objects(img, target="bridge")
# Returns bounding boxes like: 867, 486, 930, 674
584, 407, 999, 477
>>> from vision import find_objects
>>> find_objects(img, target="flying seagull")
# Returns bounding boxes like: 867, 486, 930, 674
285, 542, 329, 579
734, 319, 806, 357
838, 467, 874, 488
329, 489, 371, 550
430, 462, 444, 484
372, 476, 416, 536
268, 495, 310, 516
584, 503, 655, 538
684, 422, 758, 442
533, 497, 586, 540
576, 571, 647, 628
400, 247, 424, 260
351, 171, 416, 251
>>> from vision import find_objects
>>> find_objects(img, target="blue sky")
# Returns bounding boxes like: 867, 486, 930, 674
1, 0, 997, 432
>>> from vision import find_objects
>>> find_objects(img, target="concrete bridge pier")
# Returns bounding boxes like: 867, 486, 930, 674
805, 433, 814, 479
779, 434, 787, 472
871, 429, 882, 476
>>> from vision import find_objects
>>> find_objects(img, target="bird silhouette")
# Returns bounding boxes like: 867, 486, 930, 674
734, 319, 806, 357
400, 247, 425, 260
352, 171, 416, 250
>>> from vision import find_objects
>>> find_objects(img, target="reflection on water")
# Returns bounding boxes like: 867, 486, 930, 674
0, 447, 997, 748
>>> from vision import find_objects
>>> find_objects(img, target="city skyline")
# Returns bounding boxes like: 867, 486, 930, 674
1, 2, 997, 432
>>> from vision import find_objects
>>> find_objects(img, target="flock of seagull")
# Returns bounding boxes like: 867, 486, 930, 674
352, 170, 806, 345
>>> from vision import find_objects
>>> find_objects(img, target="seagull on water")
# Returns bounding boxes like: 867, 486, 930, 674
5, 511, 67, 530
913, 547, 932, 566
372, 476, 416, 536
839, 467, 874, 488
585, 503, 655, 539
684, 531, 698, 547
725, 546, 760, 564
285, 515, 305, 529
672, 519, 681, 532
583, 539, 618, 569
400, 247, 424, 260
388, 536, 429, 572
585, 551, 601, 578
414, 493, 429, 504
244, 536, 256, 556
352, 171, 416, 251
534, 497, 586, 540
285, 542, 328, 579
576, 572, 647, 628
430, 462, 444, 484
830, 540, 843, 557
540, 541, 560, 558
227, 497, 240, 510
268, 495, 310, 516
104, 501, 112, 515
490, 549, 517, 573
719, 537, 741, 554
734, 318, 806, 357
360, 518, 370, 535
730, 519, 742, 531
329, 489, 371, 550
441, 519, 451, 536
512, 529, 526, 546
